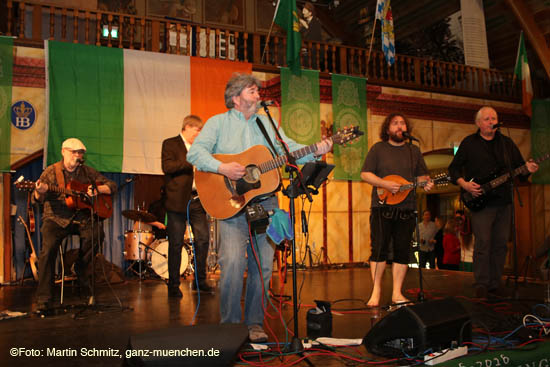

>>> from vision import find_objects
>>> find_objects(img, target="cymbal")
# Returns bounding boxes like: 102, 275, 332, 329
122, 209, 156, 223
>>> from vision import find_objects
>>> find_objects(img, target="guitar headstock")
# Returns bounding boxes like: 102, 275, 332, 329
15, 177, 35, 192
432, 172, 451, 187
333, 126, 364, 146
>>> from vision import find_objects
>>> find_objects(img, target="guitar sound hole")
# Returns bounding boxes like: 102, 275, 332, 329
243, 165, 261, 184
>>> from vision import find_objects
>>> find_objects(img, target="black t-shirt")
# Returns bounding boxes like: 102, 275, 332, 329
448, 130, 527, 206
361, 141, 429, 210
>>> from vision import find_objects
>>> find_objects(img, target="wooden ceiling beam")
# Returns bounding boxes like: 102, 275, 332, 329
504, 0, 550, 79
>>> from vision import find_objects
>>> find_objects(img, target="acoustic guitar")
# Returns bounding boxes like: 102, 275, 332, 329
18, 215, 38, 281
15, 178, 113, 219
376, 173, 450, 205
195, 126, 364, 219
460, 152, 549, 211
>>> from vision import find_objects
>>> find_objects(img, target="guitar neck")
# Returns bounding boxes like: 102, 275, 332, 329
400, 179, 428, 192
487, 154, 546, 190
48, 183, 80, 197
257, 142, 319, 173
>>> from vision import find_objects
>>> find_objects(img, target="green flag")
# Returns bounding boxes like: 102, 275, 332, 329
274, 0, 301, 75
531, 99, 550, 184
280, 67, 319, 146
331, 74, 367, 181
0, 36, 13, 172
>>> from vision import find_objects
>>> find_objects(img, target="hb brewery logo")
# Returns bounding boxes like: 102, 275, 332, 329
11, 100, 36, 130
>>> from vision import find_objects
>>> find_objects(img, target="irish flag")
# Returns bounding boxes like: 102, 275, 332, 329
46, 41, 251, 174
513, 32, 533, 117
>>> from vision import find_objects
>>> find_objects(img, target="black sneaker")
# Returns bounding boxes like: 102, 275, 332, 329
168, 286, 183, 298
191, 282, 215, 293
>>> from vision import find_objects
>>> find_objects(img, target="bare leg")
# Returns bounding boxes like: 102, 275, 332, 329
368, 261, 386, 306
391, 263, 409, 303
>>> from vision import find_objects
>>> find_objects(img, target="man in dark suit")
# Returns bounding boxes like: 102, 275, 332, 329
161, 115, 213, 297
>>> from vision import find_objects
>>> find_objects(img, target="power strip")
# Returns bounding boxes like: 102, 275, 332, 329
424, 346, 468, 365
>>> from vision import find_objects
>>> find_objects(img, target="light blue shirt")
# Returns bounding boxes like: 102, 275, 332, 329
187, 108, 315, 172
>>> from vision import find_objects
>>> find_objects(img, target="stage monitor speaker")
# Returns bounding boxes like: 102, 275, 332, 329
363, 297, 471, 357
124, 323, 248, 367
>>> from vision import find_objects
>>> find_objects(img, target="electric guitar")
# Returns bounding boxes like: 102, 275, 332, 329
376, 173, 450, 205
15, 178, 113, 219
195, 126, 364, 219
18, 215, 38, 281
460, 153, 549, 211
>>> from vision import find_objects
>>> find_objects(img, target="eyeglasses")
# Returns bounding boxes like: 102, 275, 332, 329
65, 148, 86, 155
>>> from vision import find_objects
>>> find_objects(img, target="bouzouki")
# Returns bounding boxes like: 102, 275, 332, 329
18, 215, 38, 281
376, 173, 450, 205
460, 152, 550, 212
15, 178, 113, 219
195, 126, 364, 219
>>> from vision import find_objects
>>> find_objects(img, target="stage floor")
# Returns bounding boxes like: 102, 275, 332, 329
1, 265, 548, 366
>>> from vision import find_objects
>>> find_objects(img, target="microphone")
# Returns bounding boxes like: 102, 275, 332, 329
402, 131, 420, 142
258, 100, 275, 108
492, 123, 504, 129
76, 158, 85, 166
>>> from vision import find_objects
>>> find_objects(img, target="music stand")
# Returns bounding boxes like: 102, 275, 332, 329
288, 162, 334, 269
287, 161, 335, 197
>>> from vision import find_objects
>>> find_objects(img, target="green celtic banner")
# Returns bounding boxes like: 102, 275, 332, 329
280, 68, 320, 146
331, 74, 367, 181
0, 37, 13, 172
531, 99, 550, 184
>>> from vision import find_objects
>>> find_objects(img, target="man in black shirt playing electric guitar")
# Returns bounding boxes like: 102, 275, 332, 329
448, 106, 538, 299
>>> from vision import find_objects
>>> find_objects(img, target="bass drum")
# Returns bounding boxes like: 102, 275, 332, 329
150, 239, 193, 280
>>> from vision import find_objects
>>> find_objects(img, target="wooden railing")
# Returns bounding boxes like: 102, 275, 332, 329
4, 0, 520, 102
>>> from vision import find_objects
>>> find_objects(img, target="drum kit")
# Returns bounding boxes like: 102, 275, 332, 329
122, 209, 193, 279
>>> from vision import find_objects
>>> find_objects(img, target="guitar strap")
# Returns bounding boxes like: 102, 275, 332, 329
255, 117, 278, 158
54, 161, 66, 199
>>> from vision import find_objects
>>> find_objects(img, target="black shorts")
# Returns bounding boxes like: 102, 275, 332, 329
369, 207, 415, 264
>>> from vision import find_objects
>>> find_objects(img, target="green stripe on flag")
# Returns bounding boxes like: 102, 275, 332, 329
531, 99, 550, 184
280, 67, 320, 146
48, 41, 124, 171
274, 0, 301, 76
0, 36, 13, 172
331, 74, 367, 181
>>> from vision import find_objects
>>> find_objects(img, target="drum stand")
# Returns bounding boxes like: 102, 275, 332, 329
124, 220, 159, 280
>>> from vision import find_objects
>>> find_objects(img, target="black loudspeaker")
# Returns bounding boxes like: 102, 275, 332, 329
363, 298, 471, 357
124, 323, 248, 367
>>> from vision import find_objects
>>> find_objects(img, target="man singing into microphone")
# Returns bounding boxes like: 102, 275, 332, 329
360, 113, 433, 307
448, 106, 538, 299
33, 138, 116, 313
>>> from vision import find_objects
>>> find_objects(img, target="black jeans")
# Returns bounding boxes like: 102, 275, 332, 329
37, 218, 103, 303
370, 207, 416, 264
166, 198, 209, 288
471, 204, 512, 290
419, 250, 436, 269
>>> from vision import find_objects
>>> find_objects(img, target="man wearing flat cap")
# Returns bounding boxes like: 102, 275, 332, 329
33, 138, 116, 313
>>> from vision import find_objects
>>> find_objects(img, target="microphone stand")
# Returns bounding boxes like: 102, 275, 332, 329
499, 128, 522, 297
261, 103, 312, 354
80, 161, 99, 306
406, 137, 425, 303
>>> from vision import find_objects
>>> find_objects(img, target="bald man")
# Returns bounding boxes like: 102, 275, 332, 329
448, 106, 538, 299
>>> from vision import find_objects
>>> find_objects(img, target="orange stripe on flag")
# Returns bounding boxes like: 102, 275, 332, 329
190, 57, 252, 121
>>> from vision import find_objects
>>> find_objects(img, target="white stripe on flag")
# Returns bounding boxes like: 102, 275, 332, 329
122, 50, 191, 174
375, 0, 386, 20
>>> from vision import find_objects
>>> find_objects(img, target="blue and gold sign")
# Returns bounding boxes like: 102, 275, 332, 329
11, 100, 36, 130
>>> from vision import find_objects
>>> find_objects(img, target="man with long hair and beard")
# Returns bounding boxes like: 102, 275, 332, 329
361, 113, 433, 307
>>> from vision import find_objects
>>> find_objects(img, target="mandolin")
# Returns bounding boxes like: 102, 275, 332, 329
376, 173, 450, 205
